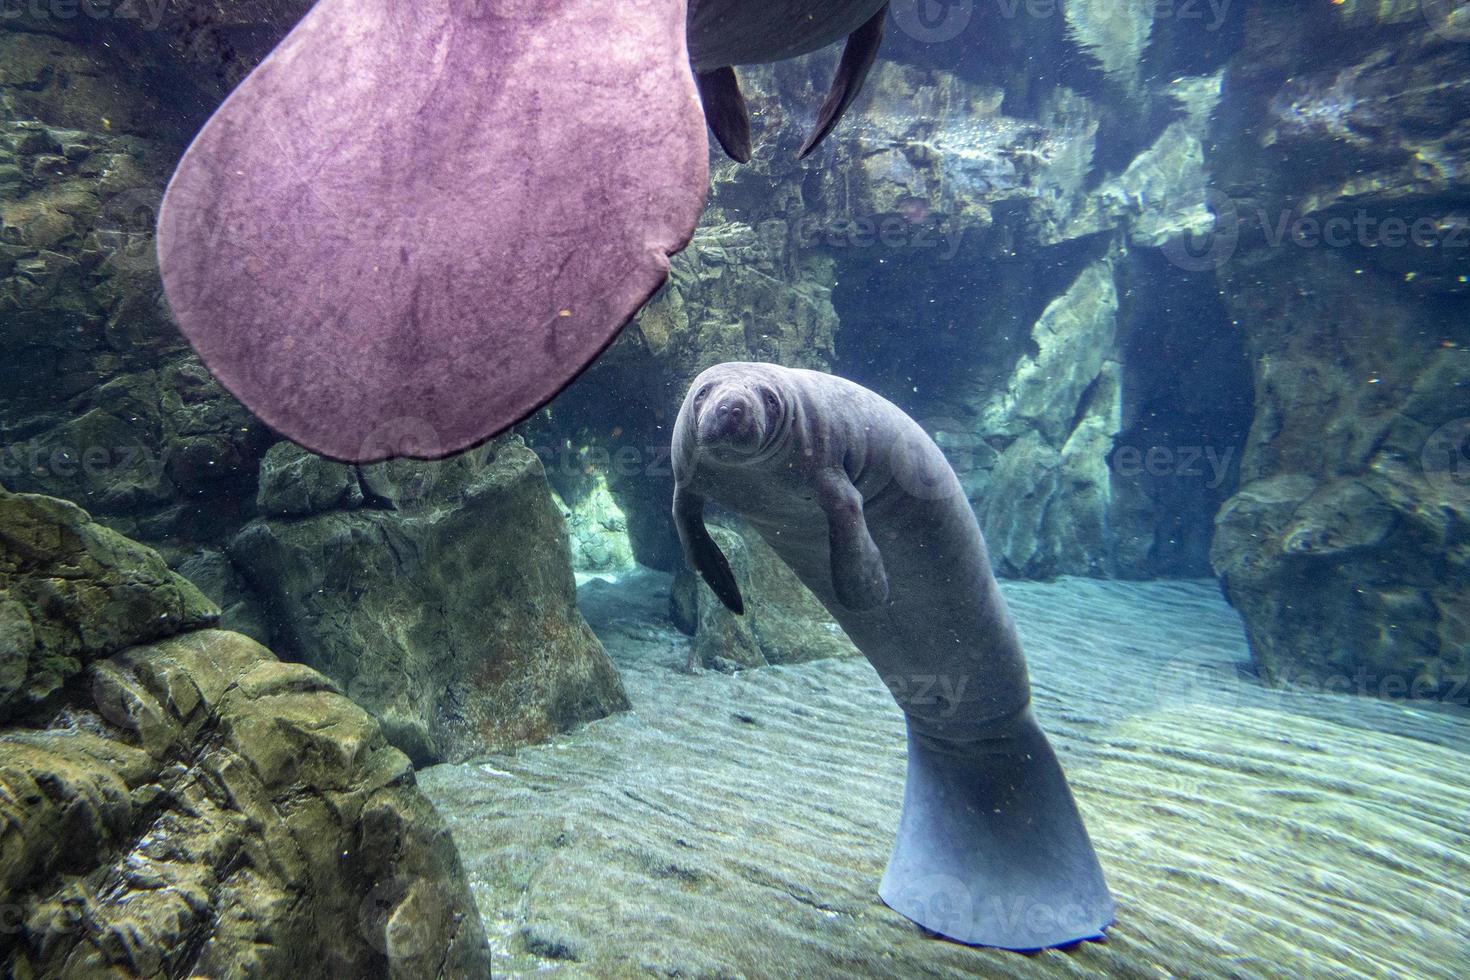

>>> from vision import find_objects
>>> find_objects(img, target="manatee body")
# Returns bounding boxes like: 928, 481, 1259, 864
671, 362, 1115, 951
689, 0, 889, 161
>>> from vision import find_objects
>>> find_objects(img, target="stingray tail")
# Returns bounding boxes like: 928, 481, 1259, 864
878, 707, 1115, 951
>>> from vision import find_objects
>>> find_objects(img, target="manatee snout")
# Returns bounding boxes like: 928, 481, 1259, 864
696, 384, 765, 453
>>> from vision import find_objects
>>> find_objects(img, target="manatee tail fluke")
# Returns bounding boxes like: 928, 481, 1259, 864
878, 708, 1115, 951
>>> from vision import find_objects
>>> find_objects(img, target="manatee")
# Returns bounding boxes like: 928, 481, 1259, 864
671, 362, 1115, 951
156, 0, 889, 463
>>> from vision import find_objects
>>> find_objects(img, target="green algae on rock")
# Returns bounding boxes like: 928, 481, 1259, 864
0, 485, 217, 723
230, 436, 630, 765
0, 489, 490, 977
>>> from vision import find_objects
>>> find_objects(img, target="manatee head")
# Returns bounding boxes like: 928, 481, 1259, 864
687, 364, 788, 460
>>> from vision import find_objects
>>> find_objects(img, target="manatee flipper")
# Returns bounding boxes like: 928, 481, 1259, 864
797, 2, 888, 159
696, 66, 753, 163
156, 0, 709, 462
816, 469, 888, 610
674, 487, 745, 614
879, 708, 1116, 951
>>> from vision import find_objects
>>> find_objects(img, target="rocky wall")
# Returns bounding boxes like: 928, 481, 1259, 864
1205, 2, 1470, 701
0, 485, 491, 975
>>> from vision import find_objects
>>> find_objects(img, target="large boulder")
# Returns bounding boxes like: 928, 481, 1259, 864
230, 436, 630, 764
0, 487, 217, 723
0, 487, 491, 977
1207, 4, 1470, 702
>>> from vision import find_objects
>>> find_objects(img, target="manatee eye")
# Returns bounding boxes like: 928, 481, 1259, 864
762, 389, 779, 412
695, 384, 712, 402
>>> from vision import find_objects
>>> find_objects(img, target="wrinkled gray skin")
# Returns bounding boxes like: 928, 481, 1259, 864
672, 363, 1028, 722
672, 363, 1115, 950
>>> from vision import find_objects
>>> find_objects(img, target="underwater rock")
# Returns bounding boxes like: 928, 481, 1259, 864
1206, 195, 1470, 705
1, 627, 492, 977
0, 489, 490, 976
1207, 7, 1470, 703
174, 545, 272, 644
0, 27, 270, 544
671, 523, 859, 671
229, 436, 630, 764
966, 259, 1128, 578
255, 440, 362, 517
553, 475, 636, 576
0, 485, 217, 723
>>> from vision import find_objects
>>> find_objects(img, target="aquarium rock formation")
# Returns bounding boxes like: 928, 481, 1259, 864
229, 437, 629, 765
1207, 4, 1470, 700
0, 0, 1465, 778
0, 486, 490, 976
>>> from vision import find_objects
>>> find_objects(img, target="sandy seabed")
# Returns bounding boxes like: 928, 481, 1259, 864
420, 570, 1470, 979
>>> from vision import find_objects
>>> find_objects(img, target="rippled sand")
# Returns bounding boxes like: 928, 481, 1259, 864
420, 570, 1470, 978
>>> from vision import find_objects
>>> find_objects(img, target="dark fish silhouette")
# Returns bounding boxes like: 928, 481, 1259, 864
157, 0, 889, 462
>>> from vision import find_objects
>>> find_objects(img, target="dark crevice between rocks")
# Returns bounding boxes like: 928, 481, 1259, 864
1113, 245, 1253, 577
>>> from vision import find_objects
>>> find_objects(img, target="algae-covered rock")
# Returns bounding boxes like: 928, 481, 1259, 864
0, 489, 491, 977
671, 524, 859, 671
555, 474, 636, 575
3, 628, 492, 978
255, 440, 363, 516
230, 436, 630, 764
1206, 7, 1470, 703
0, 485, 217, 722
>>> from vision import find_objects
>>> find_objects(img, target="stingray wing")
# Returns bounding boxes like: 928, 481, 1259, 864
157, 0, 708, 462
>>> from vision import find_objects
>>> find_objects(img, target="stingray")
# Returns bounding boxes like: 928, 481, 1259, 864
156, 0, 889, 462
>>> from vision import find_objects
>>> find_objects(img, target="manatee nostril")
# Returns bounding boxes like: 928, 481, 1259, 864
729, 404, 744, 420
